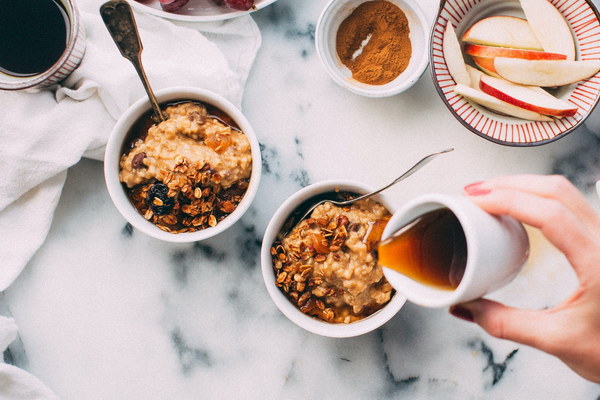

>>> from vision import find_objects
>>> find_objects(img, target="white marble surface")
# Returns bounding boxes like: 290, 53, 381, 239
4, 0, 600, 398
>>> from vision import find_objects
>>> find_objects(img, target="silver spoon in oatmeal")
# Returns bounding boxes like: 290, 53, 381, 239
100, 0, 167, 122
280, 148, 454, 237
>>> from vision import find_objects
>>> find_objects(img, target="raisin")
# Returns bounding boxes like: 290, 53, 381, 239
147, 183, 175, 216
131, 152, 147, 169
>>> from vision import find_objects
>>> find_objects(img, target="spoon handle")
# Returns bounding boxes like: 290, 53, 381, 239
337, 148, 454, 205
100, 0, 166, 122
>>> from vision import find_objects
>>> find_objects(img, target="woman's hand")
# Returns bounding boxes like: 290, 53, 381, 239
450, 174, 600, 383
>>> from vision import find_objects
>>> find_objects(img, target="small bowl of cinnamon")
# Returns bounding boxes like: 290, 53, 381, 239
315, 0, 429, 97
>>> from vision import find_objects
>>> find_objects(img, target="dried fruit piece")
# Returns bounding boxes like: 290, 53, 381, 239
225, 0, 255, 11
310, 233, 330, 254
158, 0, 189, 12
205, 131, 233, 153
131, 152, 147, 169
218, 200, 236, 213
147, 183, 175, 216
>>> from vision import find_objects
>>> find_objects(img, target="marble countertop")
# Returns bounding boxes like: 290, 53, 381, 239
4, 0, 600, 398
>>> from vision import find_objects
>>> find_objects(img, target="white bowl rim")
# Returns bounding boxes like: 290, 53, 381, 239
260, 179, 406, 338
104, 86, 261, 243
315, 0, 430, 98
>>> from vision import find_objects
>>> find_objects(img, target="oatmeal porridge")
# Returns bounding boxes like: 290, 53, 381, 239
119, 101, 252, 233
270, 195, 394, 323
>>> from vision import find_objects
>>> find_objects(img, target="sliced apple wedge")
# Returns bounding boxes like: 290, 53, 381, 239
479, 75, 577, 117
466, 65, 484, 88
520, 0, 575, 61
462, 16, 543, 51
471, 56, 501, 77
472, 56, 496, 73
467, 65, 556, 97
465, 44, 567, 60
454, 83, 553, 121
494, 58, 600, 86
443, 23, 471, 86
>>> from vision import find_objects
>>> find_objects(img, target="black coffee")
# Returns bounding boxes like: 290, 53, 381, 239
0, 0, 69, 76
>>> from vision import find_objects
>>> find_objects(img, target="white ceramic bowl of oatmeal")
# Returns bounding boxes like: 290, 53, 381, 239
261, 180, 406, 338
104, 87, 261, 242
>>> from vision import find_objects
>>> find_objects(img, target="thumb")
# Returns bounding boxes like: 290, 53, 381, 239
450, 299, 557, 351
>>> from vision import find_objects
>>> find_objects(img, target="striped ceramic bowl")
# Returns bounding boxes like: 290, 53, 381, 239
431, 0, 600, 146
0, 0, 86, 91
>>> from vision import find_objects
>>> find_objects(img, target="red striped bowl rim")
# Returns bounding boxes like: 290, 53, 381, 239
430, 0, 600, 146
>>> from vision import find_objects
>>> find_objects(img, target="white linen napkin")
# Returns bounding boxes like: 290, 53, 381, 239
0, 0, 261, 292
0, 317, 59, 400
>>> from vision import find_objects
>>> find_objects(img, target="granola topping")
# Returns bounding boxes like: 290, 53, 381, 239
271, 196, 394, 323
119, 101, 252, 233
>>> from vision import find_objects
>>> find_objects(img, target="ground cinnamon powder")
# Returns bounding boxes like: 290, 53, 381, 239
336, 1, 412, 86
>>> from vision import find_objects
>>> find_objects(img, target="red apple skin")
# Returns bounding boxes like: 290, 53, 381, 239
520, 0, 575, 61
472, 56, 497, 74
454, 83, 553, 121
479, 76, 577, 117
465, 44, 567, 61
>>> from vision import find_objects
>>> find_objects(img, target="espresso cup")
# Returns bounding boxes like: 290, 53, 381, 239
0, 0, 86, 90
380, 194, 529, 308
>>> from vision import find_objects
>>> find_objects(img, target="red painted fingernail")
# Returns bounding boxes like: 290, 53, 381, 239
464, 182, 490, 196
464, 181, 482, 192
467, 188, 491, 196
449, 305, 474, 323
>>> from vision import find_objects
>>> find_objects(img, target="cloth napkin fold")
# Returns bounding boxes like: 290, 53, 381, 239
0, 316, 59, 400
0, 0, 261, 292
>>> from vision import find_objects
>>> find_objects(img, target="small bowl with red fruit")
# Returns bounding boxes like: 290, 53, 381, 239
129, 0, 277, 22
431, 0, 600, 146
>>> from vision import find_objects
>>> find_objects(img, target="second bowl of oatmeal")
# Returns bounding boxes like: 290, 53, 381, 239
261, 180, 406, 337
105, 87, 261, 242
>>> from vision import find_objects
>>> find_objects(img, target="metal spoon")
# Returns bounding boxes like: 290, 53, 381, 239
100, 0, 167, 122
279, 148, 454, 237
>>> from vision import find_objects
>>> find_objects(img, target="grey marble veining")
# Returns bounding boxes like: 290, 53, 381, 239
3, 0, 600, 399
551, 125, 600, 190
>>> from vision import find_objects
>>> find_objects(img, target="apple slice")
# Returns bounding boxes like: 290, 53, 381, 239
471, 56, 496, 73
471, 56, 500, 77
443, 23, 471, 86
454, 83, 553, 121
465, 44, 567, 60
462, 16, 543, 51
467, 64, 556, 97
520, 0, 575, 61
466, 65, 484, 88
493, 58, 600, 86
479, 75, 577, 117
